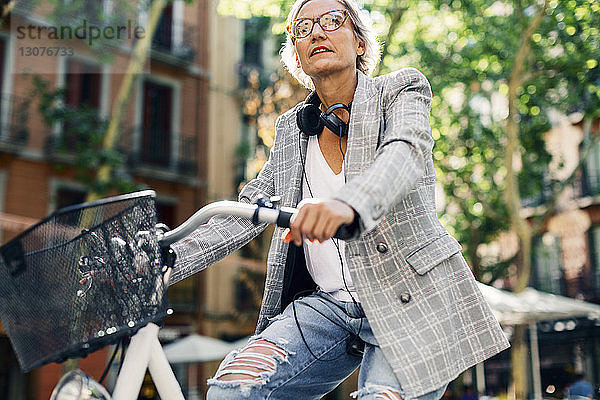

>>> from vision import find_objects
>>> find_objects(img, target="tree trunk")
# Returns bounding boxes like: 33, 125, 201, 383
510, 324, 530, 400
86, 0, 170, 201
504, 0, 547, 397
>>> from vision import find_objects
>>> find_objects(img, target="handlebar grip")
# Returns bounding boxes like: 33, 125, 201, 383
276, 209, 294, 229
275, 210, 358, 240
333, 222, 358, 240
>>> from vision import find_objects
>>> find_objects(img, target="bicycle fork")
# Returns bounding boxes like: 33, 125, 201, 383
112, 323, 184, 400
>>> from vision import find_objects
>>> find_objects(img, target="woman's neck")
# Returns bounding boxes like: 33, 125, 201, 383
312, 68, 358, 109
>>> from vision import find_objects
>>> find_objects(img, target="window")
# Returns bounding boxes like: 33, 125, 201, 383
158, 200, 197, 312
0, 37, 5, 94
55, 186, 87, 210
53, 186, 87, 226
141, 80, 172, 167
235, 267, 265, 313
243, 17, 269, 68
156, 200, 175, 230
152, 2, 173, 52
532, 233, 564, 294
588, 225, 600, 294
583, 141, 600, 196
59, 58, 103, 150
65, 58, 101, 110
83, 0, 106, 25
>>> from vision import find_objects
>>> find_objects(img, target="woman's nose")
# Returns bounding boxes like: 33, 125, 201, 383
310, 22, 327, 40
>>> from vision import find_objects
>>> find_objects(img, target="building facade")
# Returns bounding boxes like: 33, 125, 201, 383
0, 0, 211, 398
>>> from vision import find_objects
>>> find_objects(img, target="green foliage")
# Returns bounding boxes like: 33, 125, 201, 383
32, 75, 140, 195
396, 0, 599, 277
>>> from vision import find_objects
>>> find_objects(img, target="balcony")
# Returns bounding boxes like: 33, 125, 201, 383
151, 20, 195, 66
0, 94, 30, 154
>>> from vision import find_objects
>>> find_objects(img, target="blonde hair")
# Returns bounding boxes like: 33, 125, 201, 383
281, 0, 380, 90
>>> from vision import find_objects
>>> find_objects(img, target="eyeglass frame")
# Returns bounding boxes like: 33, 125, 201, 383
286, 9, 350, 40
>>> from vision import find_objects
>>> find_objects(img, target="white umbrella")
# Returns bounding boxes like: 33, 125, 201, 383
516, 287, 600, 321
163, 334, 237, 364
477, 282, 600, 324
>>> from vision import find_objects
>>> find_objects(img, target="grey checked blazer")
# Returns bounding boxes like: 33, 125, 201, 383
170, 68, 510, 398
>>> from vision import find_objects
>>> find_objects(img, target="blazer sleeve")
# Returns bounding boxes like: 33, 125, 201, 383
167, 117, 281, 285
334, 68, 434, 233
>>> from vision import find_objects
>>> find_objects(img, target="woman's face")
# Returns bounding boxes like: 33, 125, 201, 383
293, 0, 363, 80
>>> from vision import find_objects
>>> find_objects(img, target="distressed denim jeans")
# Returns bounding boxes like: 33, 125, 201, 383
206, 291, 448, 399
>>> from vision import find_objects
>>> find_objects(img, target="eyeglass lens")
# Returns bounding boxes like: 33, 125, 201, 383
293, 11, 346, 38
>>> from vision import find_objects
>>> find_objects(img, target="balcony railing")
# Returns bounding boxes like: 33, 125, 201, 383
119, 128, 198, 177
45, 125, 197, 179
151, 20, 195, 63
0, 94, 30, 153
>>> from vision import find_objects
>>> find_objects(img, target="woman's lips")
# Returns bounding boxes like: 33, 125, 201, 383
310, 46, 332, 56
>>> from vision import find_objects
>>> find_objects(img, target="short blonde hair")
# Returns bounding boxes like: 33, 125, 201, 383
281, 0, 380, 90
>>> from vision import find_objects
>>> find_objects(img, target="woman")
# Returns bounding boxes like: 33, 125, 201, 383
169, 0, 509, 398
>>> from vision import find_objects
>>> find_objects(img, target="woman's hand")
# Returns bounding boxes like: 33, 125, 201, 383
284, 198, 356, 246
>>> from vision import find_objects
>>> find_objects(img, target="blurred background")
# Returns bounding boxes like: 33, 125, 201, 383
0, 0, 598, 398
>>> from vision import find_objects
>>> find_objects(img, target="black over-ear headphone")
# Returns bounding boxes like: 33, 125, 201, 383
297, 91, 350, 138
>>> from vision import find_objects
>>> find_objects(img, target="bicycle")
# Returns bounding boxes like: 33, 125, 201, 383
0, 190, 355, 399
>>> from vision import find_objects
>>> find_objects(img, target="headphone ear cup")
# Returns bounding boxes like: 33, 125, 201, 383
320, 112, 348, 138
297, 103, 324, 136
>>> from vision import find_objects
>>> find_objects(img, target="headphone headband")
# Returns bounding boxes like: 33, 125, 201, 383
296, 92, 350, 138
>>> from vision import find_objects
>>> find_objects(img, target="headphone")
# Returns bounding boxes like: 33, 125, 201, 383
297, 91, 350, 138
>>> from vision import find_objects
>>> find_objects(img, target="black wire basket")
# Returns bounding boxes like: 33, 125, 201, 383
0, 190, 169, 372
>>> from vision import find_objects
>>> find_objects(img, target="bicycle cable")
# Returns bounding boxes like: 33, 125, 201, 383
99, 338, 121, 385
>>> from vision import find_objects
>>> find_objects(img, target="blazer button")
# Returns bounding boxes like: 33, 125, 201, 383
376, 242, 388, 253
399, 293, 411, 303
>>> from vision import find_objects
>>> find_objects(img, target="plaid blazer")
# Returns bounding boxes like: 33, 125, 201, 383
170, 68, 510, 398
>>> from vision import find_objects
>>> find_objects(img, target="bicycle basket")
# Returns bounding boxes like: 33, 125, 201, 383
0, 190, 169, 372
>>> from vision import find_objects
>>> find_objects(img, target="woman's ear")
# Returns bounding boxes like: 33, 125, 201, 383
357, 41, 365, 56
295, 53, 301, 68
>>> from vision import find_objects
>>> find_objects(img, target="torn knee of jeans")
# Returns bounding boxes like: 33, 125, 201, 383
267, 313, 289, 323
351, 383, 405, 400
208, 339, 293, 390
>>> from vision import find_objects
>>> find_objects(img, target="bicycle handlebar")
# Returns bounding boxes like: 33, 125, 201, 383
159, 201, 357, 247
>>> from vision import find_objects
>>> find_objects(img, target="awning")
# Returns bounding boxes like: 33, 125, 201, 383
477, 282, 600, 325
163, 334, 250, 364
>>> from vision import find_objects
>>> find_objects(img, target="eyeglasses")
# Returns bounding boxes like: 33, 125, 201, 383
287, 9, 350, 40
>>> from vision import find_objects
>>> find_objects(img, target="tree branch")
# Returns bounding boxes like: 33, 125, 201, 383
520, 69, 557, 86
87, 0, 170, 200
374, 6, 406, 76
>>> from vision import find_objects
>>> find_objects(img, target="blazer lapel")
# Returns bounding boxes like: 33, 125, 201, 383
282, 118, 308, 207
345, 71, 380, 180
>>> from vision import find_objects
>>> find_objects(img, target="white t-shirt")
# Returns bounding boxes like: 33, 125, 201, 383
302, 134, 357, 302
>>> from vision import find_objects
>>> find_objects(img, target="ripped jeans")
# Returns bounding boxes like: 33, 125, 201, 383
206, 291, 447, 400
